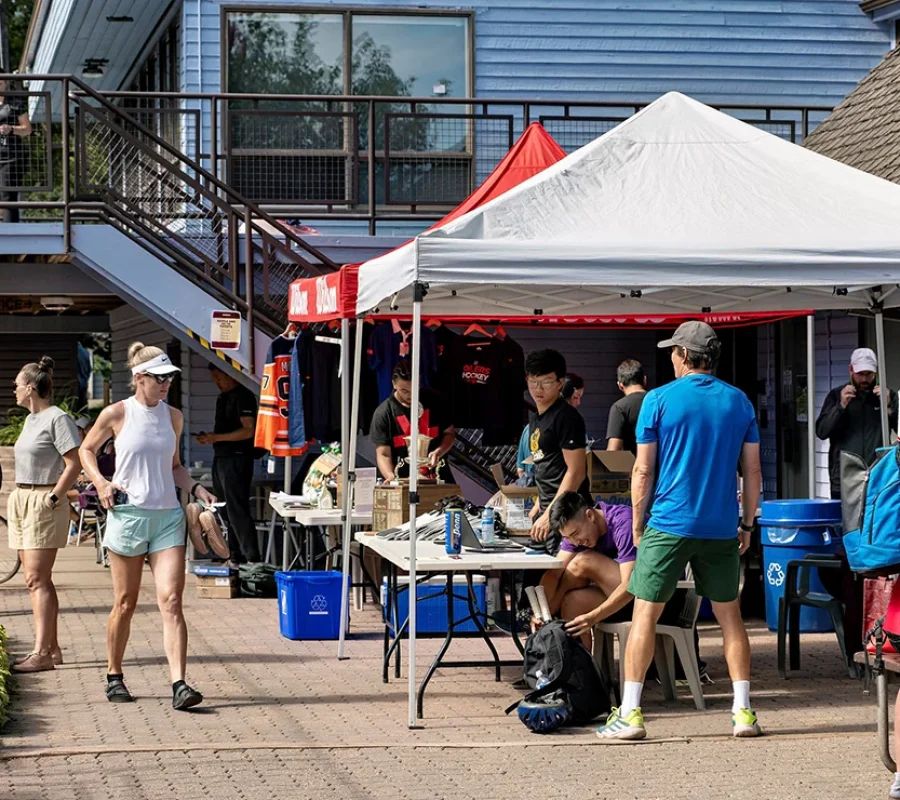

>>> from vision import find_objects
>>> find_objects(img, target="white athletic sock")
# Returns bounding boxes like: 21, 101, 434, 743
732, 680, 751, 713
620, 681, 643, 716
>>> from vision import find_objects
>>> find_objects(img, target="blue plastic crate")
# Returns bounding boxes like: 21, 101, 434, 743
382, 576, 486, 634
276, 571, 346, 640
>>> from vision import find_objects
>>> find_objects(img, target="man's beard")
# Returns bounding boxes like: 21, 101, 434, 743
851, 375, 874, 393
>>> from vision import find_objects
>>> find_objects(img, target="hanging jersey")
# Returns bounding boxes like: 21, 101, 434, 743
368, 321, 438, 403
255, 335, 307, 457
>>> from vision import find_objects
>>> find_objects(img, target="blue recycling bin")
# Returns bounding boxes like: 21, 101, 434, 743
276, 571, 346, 640
759, 499, 842, 633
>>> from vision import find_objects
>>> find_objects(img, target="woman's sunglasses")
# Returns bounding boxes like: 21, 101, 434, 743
141, 373, 175, 385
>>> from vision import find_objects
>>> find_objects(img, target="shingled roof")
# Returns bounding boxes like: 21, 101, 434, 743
803, 45, 900, 183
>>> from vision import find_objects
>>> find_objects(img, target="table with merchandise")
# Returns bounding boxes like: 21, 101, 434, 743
354, 530, 562, 719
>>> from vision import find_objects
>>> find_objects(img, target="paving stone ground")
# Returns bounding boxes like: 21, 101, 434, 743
0, 546, 895, 799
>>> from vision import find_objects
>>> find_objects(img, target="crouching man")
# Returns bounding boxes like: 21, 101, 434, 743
538, 492, 636, 645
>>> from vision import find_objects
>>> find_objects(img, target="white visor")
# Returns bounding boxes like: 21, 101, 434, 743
132, 353, 181, 376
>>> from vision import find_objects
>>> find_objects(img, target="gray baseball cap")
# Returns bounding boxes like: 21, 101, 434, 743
658, 320, 719, 354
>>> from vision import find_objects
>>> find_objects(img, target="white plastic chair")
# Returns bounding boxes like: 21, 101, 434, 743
593, 566, 705, 710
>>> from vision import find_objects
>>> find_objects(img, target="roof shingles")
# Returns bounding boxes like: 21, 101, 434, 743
804, 45, 900, 183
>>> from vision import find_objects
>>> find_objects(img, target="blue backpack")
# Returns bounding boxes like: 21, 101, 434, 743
842, 446, 900, 576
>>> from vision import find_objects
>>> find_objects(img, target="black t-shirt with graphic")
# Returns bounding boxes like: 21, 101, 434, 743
370, 389, 453, 482
605, 391, 647, 456
529, 398, 591, 508
214, 384, 258, 458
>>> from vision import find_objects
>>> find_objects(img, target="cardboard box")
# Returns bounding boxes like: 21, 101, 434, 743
586, 450, 634, 494
372, 483, 461, 531
196, 574, 238, 599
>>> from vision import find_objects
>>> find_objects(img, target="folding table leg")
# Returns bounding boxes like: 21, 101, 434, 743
465, 572, 501, 682
417, 571, 455, 719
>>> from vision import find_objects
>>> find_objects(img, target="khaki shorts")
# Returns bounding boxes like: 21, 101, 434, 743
8, 485, 70, 550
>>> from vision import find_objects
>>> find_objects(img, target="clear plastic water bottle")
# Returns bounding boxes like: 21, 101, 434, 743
481, 506, 496, 544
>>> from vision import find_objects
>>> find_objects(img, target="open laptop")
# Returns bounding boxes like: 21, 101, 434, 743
459, 514, 524, 553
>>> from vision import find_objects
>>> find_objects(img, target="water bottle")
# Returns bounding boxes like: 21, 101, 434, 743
480, 506, 496, 545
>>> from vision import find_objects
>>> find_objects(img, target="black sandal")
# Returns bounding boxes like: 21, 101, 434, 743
105, 676, 135, 703
172, 683, 203, 711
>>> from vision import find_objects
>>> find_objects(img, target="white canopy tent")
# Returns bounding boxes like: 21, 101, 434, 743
342, 92, 900, 728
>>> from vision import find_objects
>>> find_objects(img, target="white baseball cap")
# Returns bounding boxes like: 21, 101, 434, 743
850, 347, 878, 374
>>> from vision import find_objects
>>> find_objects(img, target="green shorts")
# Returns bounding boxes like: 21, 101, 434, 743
627, 526, 740, 604
104, 505, 186, 558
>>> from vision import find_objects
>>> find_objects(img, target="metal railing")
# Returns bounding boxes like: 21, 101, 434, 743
80, 90, 833, 235
0, 75, 342, 361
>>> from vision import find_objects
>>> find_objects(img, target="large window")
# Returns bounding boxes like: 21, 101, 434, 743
222, 7, 473, 206
224, 8, 470, 100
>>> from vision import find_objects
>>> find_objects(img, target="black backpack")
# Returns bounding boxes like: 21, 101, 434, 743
506, 620, 612, 730
238, 563, 278, 598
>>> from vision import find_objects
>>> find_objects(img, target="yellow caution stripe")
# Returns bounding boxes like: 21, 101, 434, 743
185, 328, 246, 373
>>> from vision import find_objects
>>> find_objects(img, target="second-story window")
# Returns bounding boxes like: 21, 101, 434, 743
223, 6, 473, 207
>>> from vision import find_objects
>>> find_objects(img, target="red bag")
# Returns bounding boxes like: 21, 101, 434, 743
863, 577, 899, 653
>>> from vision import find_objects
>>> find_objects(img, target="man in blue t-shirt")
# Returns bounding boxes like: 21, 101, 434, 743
597, 321, 762, 742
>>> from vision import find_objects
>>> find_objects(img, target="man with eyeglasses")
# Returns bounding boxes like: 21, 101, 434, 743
525, 349, 591, 552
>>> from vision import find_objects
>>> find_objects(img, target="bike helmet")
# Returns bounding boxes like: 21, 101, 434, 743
517, 692, 572, 734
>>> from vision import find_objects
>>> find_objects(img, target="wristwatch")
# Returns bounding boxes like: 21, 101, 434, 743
738, 521, 754, 533
48, 492, 59, 506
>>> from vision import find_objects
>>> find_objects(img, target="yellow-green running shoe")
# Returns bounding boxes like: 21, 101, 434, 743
732, 708, 762, 738
595, 707, 646, 740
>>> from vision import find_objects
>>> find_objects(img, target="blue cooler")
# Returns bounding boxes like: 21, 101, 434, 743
759, 499, 842, 632
276, 571, 346, 640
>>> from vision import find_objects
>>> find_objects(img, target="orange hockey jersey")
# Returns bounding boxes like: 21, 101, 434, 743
255, 335, 307, 457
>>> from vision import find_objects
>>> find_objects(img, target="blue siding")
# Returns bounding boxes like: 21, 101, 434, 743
183, 0, 891, 105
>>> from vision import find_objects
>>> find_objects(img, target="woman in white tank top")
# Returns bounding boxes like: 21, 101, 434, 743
80, 342, 217, 710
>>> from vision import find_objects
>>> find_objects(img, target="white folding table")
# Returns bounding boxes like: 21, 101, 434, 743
354, 531, 563, 719
268, 498, 372, 573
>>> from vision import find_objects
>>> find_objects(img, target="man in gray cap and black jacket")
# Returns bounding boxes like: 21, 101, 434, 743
816, 346, 896, 500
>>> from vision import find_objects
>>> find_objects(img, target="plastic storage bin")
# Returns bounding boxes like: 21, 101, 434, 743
759, 499, 842, 633
276, 570, 346, 640
382, 576, 486, 634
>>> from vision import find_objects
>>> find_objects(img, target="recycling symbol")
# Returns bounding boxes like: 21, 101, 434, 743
767, 563, 785, 587
310, 594, 328, 611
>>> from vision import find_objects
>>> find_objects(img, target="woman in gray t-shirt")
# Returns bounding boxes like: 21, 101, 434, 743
8, 356, 81, 674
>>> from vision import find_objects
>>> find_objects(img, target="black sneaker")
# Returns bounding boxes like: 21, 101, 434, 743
172, 682, 203, 711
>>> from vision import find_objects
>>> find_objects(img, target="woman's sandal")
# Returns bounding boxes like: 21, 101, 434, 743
172, 682, 203, 711
106, 676, 135, 703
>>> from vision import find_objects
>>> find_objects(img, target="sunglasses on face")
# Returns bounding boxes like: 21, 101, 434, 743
142, 373, 175, 385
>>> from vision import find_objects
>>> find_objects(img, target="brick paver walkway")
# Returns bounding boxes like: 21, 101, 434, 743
0, 546, 893, 799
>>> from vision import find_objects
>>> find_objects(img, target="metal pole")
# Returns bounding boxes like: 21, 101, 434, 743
337, 317, 358, 659
0, 1, 10, 75
876, 308, 891, 448
806, 314, 817, 499
408, 286, 423, 728
61, 78, 71, 253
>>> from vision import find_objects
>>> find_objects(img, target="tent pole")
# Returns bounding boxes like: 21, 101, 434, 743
338, 317, 363, 659
408, 284, 424, 729
806, 314, 816, 499
282, 455, 291, 571
876, 308, 890, 448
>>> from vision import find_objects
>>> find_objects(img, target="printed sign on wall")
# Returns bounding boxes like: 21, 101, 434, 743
211, 311, 241, 350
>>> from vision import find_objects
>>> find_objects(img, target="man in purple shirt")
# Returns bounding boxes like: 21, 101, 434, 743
539, 492, 637, 646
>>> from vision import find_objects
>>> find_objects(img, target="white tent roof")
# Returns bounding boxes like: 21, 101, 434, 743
356, 92, 900, 317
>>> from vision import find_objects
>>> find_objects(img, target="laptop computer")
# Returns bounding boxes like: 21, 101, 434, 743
459, 514, 524, 553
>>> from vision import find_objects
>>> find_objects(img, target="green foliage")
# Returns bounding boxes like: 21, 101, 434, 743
0, 395, 85, 446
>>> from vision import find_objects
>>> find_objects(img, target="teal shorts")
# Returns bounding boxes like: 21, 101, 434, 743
104, 505, 186, 557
